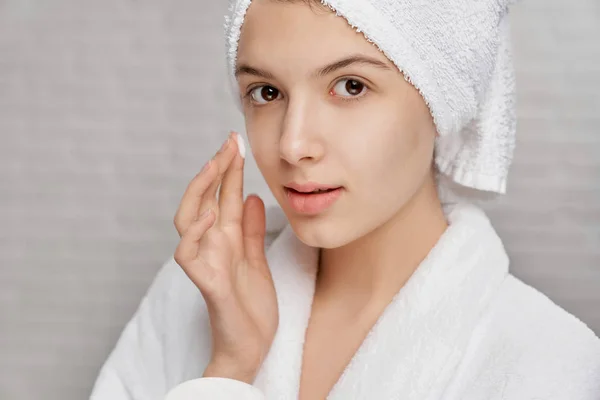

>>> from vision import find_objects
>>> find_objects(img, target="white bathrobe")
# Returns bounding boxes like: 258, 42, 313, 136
89, 202, 600, 399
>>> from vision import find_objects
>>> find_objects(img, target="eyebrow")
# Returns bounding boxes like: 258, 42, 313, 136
234, 55, 392, 80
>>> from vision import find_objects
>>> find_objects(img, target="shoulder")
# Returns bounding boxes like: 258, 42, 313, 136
492, 274, 600, 362
443, 274, 600, 400
90, 205, 290, 398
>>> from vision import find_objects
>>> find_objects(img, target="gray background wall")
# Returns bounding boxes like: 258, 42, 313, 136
0, 0, 598, 399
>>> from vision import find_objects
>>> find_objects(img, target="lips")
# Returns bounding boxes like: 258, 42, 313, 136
284, 186, 343, 215
287, 187, 337, 194
284, 182, 341, 193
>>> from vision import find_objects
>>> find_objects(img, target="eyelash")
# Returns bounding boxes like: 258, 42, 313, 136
243, 78, 370, 105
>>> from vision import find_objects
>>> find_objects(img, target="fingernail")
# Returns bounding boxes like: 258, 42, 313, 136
234, 132, 246, 159
201, 160, 211, 172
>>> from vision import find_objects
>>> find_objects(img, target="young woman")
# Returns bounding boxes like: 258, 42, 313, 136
90, 0, 600, 399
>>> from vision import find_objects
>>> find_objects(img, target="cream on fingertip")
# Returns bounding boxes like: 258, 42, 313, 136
235, 132, 246, 159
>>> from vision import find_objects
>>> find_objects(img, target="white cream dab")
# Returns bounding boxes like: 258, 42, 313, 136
235, 132, 246, 159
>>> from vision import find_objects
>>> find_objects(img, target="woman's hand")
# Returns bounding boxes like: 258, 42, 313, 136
173, 131, 278, 384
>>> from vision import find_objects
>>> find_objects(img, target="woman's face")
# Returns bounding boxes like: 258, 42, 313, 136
236, 0, 438, 248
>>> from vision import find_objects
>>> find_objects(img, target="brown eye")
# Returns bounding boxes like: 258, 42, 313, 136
250, 85, 280, 104
346, 80, 363, 95
333, 78, 367, 98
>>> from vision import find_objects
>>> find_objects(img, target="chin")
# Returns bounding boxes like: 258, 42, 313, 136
274, 188, 363, 248
284, 212, 355, 249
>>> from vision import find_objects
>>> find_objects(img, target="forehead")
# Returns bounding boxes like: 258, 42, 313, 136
237, 0, 391, 68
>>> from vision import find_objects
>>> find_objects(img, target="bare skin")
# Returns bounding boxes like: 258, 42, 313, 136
299, 287, 382, 400
297, 168, 445, 399
173, 0, 449, 394
235, 0, 449, 397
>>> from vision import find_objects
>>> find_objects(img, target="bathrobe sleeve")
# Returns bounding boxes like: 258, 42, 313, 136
89, 206, 286, 400
163, 378, 265, 400
89, 255, 189, 400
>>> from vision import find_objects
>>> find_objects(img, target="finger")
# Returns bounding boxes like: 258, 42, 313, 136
174, 209, 216, 265
201, 134, 237, 221
173, 135, 235, 235
173, 159, 219, 237
242, 195, 268, 269
218, 132, 245, 228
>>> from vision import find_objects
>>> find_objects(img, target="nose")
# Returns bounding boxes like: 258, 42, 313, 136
278, 97, 325, 166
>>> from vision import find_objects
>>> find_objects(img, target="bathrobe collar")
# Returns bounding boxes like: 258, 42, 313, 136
253, 201, 509, 399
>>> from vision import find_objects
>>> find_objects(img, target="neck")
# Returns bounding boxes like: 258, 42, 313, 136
315, 171, 449, 319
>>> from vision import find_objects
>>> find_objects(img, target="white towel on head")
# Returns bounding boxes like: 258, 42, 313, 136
224, 0, 519, 199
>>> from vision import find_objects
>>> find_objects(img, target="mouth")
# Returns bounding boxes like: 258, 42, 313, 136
283, 186, 344, 215
284, 181, 342, 193
286, 187, 339, 194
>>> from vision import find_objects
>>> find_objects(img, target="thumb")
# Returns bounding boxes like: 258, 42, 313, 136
242, 194, 268, 270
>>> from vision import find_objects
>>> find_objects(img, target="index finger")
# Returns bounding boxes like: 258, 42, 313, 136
218, 132, 245, 228
173, 135, 235, 235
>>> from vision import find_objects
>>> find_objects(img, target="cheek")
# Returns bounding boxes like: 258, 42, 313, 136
248, 136, 275, 173
344, 113, 433, 203
245, 119, 280, 178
